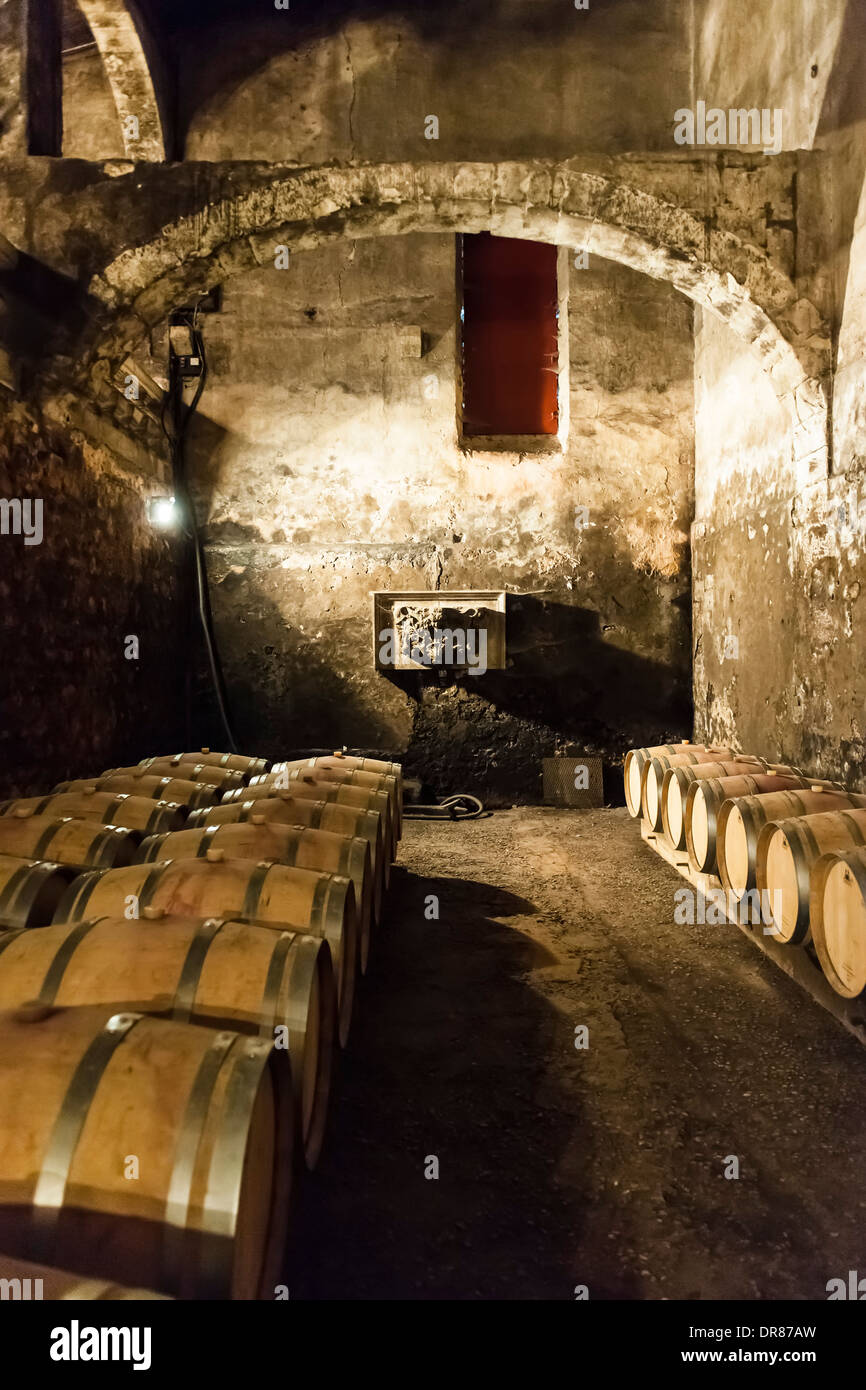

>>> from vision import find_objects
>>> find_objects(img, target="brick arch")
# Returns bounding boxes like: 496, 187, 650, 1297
69, 159, 828, 473
75, 0, 167, 160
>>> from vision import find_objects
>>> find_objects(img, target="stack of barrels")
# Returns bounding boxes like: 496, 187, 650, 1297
624, 739, 866, 1005
0, 746, 402, 1299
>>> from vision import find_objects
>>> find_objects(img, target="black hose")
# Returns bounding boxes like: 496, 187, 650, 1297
164, 316, 238, 753
403, 793, 487, 820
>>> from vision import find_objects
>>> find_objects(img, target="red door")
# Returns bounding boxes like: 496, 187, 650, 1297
460, 233, 559, 437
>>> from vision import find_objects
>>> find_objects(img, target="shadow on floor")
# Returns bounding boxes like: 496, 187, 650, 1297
285, 865, 603, 1300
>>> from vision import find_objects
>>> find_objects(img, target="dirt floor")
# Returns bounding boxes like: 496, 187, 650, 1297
288, 807, 866, 1300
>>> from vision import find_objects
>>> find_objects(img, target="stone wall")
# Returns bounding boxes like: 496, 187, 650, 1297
10, 0, 866, 798
692, 306, 866, 787
62, 49, 125, 161
0, 400, 188, 795
178, 0, 691, 162
691, 0, 866, 786
176, 233, 694, 800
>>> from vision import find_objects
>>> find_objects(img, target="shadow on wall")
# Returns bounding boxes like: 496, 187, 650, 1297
0, 407, 189, 797
391, 594, 691, 803
209, 578, 401, 755
0, 250, 92, 393
204, 571, 691, 802
166, 0, 655, 143
184, 357, 691, 790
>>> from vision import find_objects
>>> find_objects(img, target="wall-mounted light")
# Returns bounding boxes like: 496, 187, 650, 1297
147, 495, 178, 529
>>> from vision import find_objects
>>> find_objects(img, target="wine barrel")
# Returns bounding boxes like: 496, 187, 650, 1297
0, 791, 186, 836
105, 762, 244, 793
0, 914, 335, 1169
0, 1253, 171, 1300
187, 795, 387, 914
0, 816, 138, 870
273, 753, 402, 785
810, 846, 866, 997
137, 821, 374, 975
684, 771, 820, 874
624, 741, 702, 818
238, 775, 397, 861
717, 786, 866, 902
0, 1001, 293, 1299
0, 855, 79, 929
755, 808, 866, 946
254, 766, 402, 839
641, 746, 741, 831
55, 775, 216, 811
661, 760, 798, 851
142, 749, 269, 780
54, 857, 357, 1047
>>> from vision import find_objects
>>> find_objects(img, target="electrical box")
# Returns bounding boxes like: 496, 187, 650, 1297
373, 589, 506, 672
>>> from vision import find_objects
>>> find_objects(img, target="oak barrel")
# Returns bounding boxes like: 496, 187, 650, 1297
684, 771, 819, 874
0, 816, 138, 870
238, 774, 397, 861
755, 808, 866, 946
254, 766, 402, 838
810, 846, 866, 997
641, 746, 741, 831
661, 760, 797, 851
0, 791, 186, 836
143, 749, 269, 780
137, 820, 374, 975
0, 914, 335, 1169
273, 753, 402, 785
55, 775, 216, 811
717, 787, 866, 901
623, 741, 701, 818
53, 857, 357, 1047
105, 762, 245, 793
0, 855, 79, 929
0, 1001, 293, 1299
187, 795, 387, 913
0, 1253, 171, 1300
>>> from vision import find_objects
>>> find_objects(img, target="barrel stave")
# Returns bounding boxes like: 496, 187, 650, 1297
53, 857, 357, 1048
143, 750, 270, 780
623, 741, 701, 818
137, 820, 373, 975
0, 815, 138, 870
684, 772, 812, 874
641, 746, 742, 830
661, 759, 788, 850
105, 763, 245, 793
187, 796, 386, 921
0, 854, 79, 929
756, 808, 866, 946
0, 914, 334, 1170
0, 1002, 293, 1299
717, 788, 866, 901
0, 792, 187, 836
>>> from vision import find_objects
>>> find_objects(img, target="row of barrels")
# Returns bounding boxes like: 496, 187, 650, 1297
0, 747, 403, 1299
625, 740, 866, 1001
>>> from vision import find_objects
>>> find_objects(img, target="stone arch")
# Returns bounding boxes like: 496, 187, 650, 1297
75, 0, 166, 160
69, 159, 828, 473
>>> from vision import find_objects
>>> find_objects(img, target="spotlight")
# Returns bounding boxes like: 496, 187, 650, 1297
147, 495, 178, 529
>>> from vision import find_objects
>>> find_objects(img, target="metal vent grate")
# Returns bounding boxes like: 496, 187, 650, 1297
542, 756, 604, 808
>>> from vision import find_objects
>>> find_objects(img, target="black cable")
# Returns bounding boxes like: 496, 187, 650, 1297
403, 794, 487, 820
166, 313, 238, 753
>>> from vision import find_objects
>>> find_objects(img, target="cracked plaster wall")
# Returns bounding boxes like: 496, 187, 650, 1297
692, 0, 866, 786
172, 233, 694, 800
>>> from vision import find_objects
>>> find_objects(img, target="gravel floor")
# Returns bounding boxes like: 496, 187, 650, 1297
288, 807, 866, 1300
